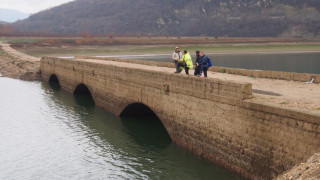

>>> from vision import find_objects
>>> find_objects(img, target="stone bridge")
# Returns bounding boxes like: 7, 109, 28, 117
41, 57, 320, 180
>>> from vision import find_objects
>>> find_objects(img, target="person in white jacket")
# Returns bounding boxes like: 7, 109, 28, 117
172, 47, 183, 73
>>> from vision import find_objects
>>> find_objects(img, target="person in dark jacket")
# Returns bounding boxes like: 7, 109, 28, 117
197, 52, 210, 77
194, 50, 201, 76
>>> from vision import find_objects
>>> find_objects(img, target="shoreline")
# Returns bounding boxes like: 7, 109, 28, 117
7, 37, 320, 58
18, 46, 320, 58
0, 42, 41, 81
77, 50, 320, 58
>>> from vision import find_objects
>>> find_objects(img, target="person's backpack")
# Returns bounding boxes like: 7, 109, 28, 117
207, 57, 213, 67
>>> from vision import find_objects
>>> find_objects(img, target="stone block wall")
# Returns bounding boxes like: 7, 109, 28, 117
41, 57, 320, 180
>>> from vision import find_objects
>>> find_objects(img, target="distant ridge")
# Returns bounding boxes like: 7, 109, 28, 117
0, 9, 30, 23
12, 0, 320, 37
0, 21, 9, 25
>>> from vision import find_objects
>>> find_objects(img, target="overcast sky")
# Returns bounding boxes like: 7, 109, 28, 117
0, 0, 75, 13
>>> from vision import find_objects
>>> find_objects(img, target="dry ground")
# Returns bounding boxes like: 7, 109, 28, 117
0, 42, 41, 80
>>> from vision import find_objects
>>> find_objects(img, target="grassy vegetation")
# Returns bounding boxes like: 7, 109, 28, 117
0, 37, 41, 44
0, 50, 7, 56
220, 68, 226, 73
280, 101, 290, 105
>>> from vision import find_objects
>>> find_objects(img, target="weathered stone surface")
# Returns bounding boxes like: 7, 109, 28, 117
41, 57, 320, 180
77, 56, 320, 83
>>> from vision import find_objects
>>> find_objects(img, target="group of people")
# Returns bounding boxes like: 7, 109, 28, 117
172, 47, 212, 77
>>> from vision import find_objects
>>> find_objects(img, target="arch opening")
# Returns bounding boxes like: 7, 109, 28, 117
48, 74, 60, 90
120, 103, 172, 147
120, 103, 158, 118
73, 84, 95, 107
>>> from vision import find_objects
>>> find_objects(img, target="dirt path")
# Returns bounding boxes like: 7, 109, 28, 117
0, 42, 41, 81
77, 58, 320, 115
0, 42, 40, 62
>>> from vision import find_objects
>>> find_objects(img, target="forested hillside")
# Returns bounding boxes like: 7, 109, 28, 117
12, 0, 320, 37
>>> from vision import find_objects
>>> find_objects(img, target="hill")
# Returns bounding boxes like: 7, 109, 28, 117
0, 9, 30, 23
0, 21, 9, 25
12, 0, 320, 37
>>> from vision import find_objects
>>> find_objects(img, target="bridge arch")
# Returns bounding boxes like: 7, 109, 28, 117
120, 102, 172, 141
120, 102, 158, 118
73, 83, 95, 106
48, 74, 61, 90
73, 83, 93, 95
49, 74, 59, 84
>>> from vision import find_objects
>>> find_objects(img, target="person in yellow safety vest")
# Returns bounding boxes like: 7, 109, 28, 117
178, 50, 193, 75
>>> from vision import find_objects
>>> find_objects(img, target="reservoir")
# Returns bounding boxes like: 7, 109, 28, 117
119, 52, 320, 74
0, 77, 244, 180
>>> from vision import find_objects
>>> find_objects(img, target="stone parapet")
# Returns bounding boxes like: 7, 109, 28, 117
76, 56, 319, 83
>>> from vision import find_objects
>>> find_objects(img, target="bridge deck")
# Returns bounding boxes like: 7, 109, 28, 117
0, 42, 40, 62
76, 58, 320, 115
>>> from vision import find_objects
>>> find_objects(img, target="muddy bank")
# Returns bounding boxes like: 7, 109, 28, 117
0, 43, 41, 81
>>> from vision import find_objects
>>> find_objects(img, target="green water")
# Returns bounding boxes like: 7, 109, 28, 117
121, 52, 320, 74
0, 77, 245, 180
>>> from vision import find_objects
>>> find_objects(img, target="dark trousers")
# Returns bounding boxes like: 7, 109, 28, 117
200, 65, 209, 77
185, 66, 189, 74
174, 61, 179, 72
194, 66, 200, 76
176, 61, 189, 74
175, 62, 183, 72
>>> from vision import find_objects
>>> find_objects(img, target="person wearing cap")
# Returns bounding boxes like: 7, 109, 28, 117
172, 47, 183, 73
